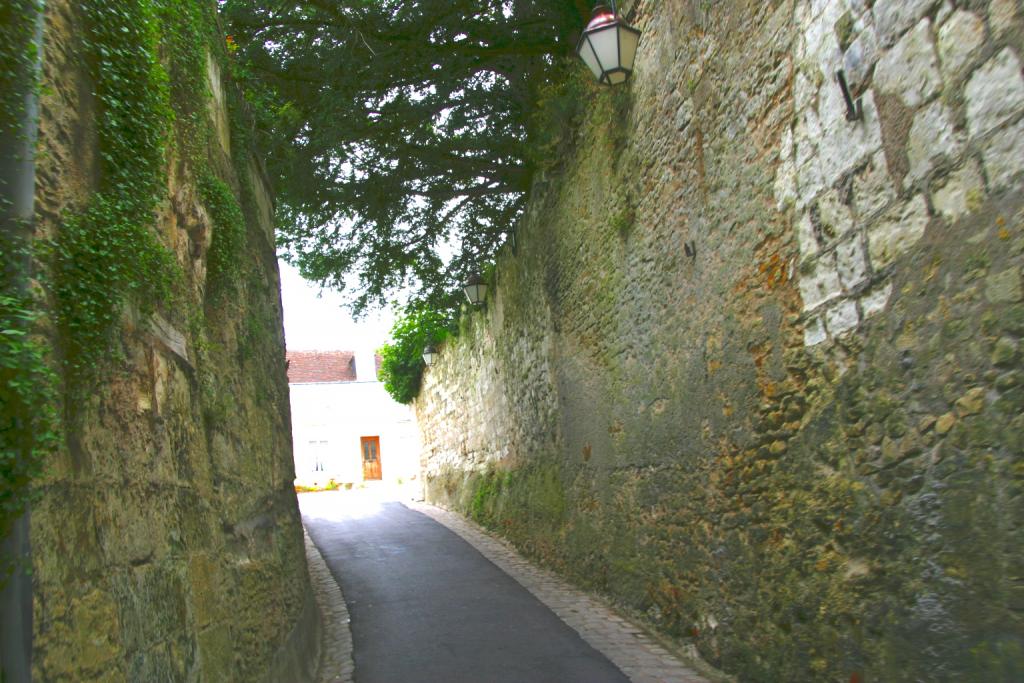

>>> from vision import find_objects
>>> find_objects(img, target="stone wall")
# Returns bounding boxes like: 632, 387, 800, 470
415, 0, 1024, 680
27, 1, 318, 680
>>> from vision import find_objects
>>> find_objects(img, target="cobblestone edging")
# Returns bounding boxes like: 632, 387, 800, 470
304, 529, 355, 683
405, 502, 721, 683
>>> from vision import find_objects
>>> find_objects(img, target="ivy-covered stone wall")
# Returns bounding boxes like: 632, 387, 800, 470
415, 0, 1024, 680
25, 1, 318, 680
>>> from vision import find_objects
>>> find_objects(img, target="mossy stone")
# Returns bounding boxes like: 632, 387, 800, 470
992, 337, 1019, 367
995, 371, 1019, 391
1002, 305, 1024, 335
955, 387, 987, 416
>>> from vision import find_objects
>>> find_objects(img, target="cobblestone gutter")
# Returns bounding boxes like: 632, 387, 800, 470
304, 529, 355, 683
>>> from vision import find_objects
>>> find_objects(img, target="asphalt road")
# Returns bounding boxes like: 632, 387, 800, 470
302, 494, 629, 683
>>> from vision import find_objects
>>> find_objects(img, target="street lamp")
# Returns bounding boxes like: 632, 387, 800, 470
422, 345, 438, 367
576, 2, 641, 85
463, 273, 488, 307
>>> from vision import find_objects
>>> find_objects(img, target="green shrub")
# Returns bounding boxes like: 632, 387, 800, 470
378, 304, 455, 404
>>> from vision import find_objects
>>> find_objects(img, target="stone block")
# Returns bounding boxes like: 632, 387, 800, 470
796, 157, 826, 209
966, 49, 1024, 140
874, 19, 942, 109
803, 315, 828, 346
934, 0, 954, 27
675, 97, 693, 131
795, 105, 823, 170
868, 194, 930, 267
799, 253, 843, 311
989, 0, 1020, 38
207, 56, 231, 156
986, 267, 1023, 303
809, 0, 845, 22
774, 128, 797, 209
861, 282, 893, 318
188, 553, 223, 628
38, 588, 123, 679
955, 386, 986, 415
992, 337, 1020, 367
853, 151, 897, 219
147, 313, 190, 367
836, 237, 869, 289
826, 299, 860, 336
935, 412, 956, 434
801, 4, 843, 72
937, 10, 985, 82
197, 624, 235, 683
931, 161, 984, 222
848, 0, 871, 17
816, 189, 855, 242
907, 101, 962, 183
813, 90, 884, 196
996, 370, 1020, 390
982, 119, 1024, 191
796, 210, 821, 258
794, 70, 816, 115
873, 0, 938, 47
843, 25, 879, 94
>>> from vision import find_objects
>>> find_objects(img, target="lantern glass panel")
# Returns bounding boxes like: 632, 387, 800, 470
579, 39, 603, 80
588, 24, 619, 75
608, 70, 627, 85
464, 283, 487, 305
618, 27, 640, 72
422, 346, 437, 366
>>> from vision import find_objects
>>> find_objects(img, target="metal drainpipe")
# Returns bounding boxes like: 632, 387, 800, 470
0, 1, 44, 681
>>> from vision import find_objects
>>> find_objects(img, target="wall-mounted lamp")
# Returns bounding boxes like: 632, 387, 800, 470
463, 273, 488, 307
576, 2, 642, 85
422, 345, 439, 367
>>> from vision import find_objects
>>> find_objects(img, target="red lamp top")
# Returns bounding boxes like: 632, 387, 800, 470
585, 5, 618, 31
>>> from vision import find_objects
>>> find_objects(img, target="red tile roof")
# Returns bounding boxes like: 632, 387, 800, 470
286, 351, 357, 383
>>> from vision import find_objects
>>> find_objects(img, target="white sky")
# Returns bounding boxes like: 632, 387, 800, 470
279, 260, 394, 354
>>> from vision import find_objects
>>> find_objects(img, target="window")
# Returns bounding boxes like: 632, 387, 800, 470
309, 440, 328, 472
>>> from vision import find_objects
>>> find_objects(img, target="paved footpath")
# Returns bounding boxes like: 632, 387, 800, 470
301, 491, 710, 683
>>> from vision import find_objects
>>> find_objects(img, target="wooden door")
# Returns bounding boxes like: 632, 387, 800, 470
361, 436, 382, 481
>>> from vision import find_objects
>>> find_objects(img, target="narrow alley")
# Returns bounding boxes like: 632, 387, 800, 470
301, 490, 707, 683
5, 0, 1022, 680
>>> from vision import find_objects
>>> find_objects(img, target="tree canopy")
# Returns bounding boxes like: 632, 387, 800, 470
222, 0, 592, 314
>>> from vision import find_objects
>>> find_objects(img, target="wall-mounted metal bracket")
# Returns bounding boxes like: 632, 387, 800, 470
836, 70, 863, 122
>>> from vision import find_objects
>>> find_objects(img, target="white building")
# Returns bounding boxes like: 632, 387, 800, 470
287, 349, 421, 488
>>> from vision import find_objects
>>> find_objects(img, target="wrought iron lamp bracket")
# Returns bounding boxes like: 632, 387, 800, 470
836, 70, 863, 122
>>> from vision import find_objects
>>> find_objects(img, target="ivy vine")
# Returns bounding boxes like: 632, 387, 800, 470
160, 0, 247, 299
49, 0, 253, 394
48, 0, 180, 392
2, 0, 259, 552
201, 172, 247, 296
